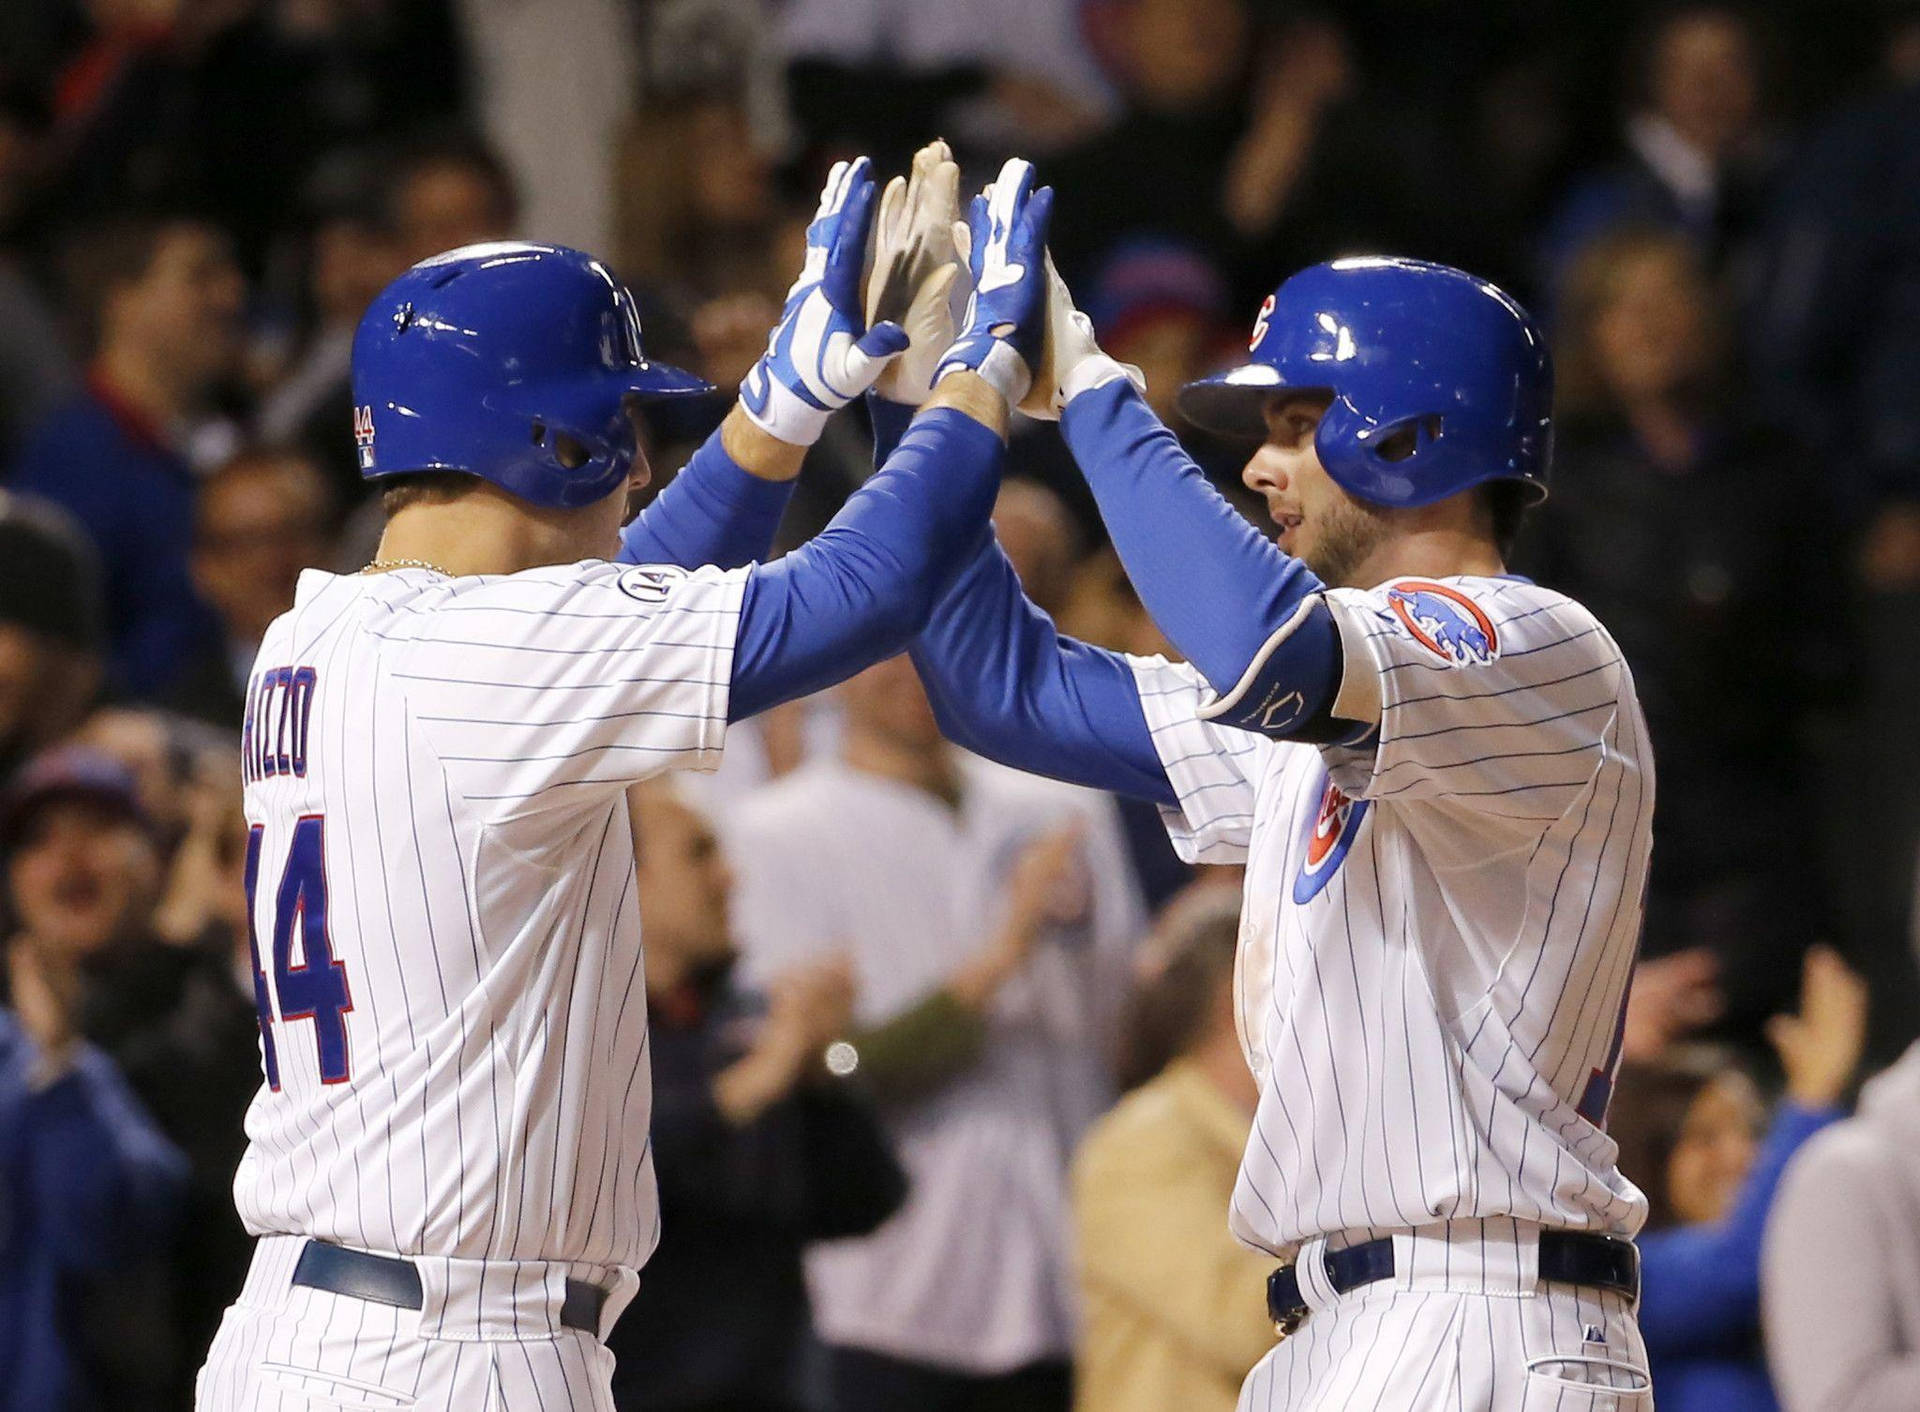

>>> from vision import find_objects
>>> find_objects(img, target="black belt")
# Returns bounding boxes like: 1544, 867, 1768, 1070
1266, 1231, 1639, 1334
291, 1240, 608, 1335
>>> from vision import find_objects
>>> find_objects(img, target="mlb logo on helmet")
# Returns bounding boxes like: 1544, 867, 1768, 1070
1384, 580, 1499, 667
353, 405, 377, 471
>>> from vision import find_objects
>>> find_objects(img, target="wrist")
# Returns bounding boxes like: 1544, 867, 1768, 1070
924, 370, 1011, 439
937, 338, 1032, 407
740, 363, 836, 448
1059, 353, 1138, 408
721, 405, 809, 480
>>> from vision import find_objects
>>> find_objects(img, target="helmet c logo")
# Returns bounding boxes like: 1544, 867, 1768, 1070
1250, 294, 1276, 352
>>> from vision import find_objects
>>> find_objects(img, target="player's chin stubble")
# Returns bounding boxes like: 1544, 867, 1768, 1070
1300, 495, 1393, 588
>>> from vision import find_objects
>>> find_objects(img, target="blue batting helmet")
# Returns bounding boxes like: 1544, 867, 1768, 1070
350, 242, 712, 509
1177, 257, 1552, 508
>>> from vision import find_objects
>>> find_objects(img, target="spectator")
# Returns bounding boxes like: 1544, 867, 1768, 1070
990, 481, 1084, 626
8, 213, 243, 700
1517, 228, 1844, 1039
608, 780, 905, 1412
618, 87, 792, 307
0, 746, 190, 1411
73, 705, 228, 864
1050, 5, 1443, 310
0, 99, 76, 460
177, 448, 335, 731
727, 654, 1145, 1412
186, 0, 469, 271
1764, 1035, 1920, 1412
254, 164, 406, 507
1079, 238, 1234, 434
1744, 18, 1920, 1060
1071, 883, 1272, 1412
0, 494, 104, 789
385, 131, 519, 268
1540, 4, 1772, 299
1608, 947, 1869, 1412
780, 0, 1113, 172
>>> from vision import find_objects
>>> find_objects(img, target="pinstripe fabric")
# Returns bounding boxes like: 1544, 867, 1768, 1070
198, 560, 744, 1409
1127, 576, 1654, 1266
1237, 1281, 1650, 1412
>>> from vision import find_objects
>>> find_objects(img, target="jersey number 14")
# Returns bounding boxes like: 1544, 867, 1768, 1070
244, 815, 355, 1090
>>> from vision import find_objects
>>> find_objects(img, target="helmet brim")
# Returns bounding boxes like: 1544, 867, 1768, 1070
624, 360, 716, 401
1176, 364, 1293, 440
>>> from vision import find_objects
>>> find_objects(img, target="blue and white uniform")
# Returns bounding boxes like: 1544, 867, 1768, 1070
196, 404, 1007, 1412
903, 375, 1658, 1412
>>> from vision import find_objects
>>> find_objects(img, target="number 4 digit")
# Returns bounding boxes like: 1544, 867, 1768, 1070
245, 815, 354, 1090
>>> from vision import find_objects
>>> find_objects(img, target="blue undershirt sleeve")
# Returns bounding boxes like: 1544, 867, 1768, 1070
909, 531, 1176, 805
874, 392, 1172, 801
728, 407, 1003, 720
868, 395, 915, 466
618, 425, 795, 570
1060, 379, 1347, 740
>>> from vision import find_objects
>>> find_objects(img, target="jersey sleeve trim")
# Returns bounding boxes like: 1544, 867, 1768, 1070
1194, 596, 1322, 722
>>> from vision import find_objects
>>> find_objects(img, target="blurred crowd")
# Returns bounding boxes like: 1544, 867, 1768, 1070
1, 0, 1919, 1409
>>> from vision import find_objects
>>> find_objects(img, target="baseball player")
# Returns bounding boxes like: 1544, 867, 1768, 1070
194, 156, 1056, 1410
888, 242, 1658, 1406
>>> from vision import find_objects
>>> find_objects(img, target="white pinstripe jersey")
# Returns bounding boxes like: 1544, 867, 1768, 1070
1129, 575, 1655, 1258
231, 560, 746, 1270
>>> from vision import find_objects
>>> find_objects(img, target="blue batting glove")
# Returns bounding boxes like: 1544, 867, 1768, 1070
741, 157, 912, 446
935, 158, 1055, 404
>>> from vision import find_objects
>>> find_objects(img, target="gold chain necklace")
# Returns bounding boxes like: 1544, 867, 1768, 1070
359, 557, 454, 576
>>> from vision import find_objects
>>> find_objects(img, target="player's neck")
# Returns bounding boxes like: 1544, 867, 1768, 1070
1349, 525, 1505, 589
841, 731, 961, 808
374, 495, 590, 578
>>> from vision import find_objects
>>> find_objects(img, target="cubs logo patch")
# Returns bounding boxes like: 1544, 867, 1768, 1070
1293, 773, 1370, 903
353, 405, 377, 470
1383, 580, 1498, 667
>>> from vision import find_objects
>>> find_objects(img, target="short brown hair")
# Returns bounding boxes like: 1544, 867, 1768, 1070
379, 471, 482, 517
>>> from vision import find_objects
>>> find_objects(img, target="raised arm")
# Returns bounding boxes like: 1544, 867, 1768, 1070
1042, 265, 1349, 742
620, 157, 906, 572
617, 409, 799, 570
910, 532, 1174, 804
727, 159, 1053, 722
851, 146, 1173, 802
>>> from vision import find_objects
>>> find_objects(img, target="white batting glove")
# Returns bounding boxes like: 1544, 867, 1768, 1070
740, 157, 910, 446
1017, 250, 1146, 422
863, 139, 965, 406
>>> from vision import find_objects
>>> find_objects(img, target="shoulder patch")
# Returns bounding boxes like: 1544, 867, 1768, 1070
1381, 580, 1499, 667
616, 564, 689, 604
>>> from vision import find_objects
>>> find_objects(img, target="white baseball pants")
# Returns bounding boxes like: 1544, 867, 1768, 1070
1237, 1220, 1653, 1412
195, 1237, 640, 1411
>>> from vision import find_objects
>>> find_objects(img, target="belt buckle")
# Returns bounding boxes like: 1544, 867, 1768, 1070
1272, 1306, 1307, 1340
